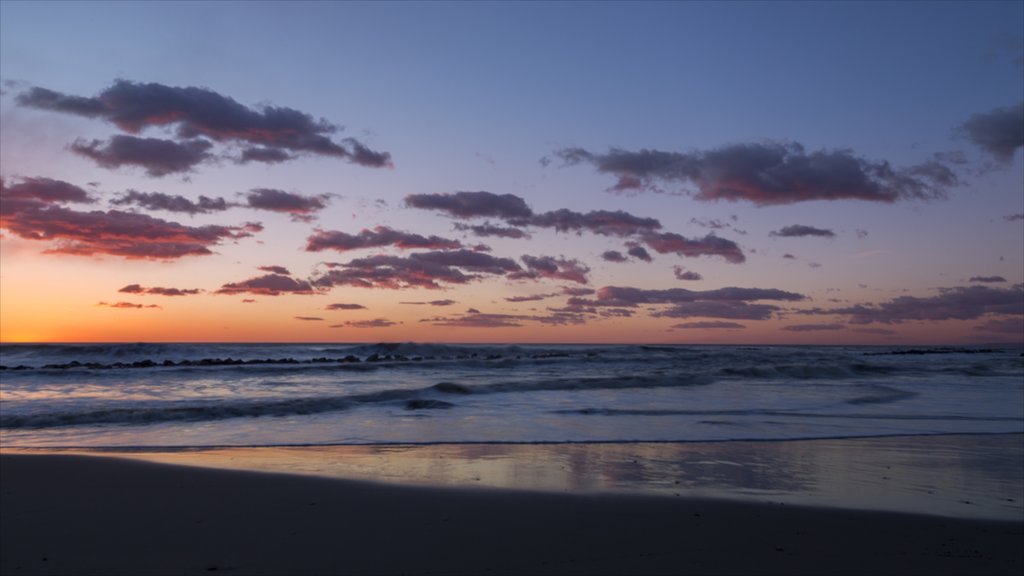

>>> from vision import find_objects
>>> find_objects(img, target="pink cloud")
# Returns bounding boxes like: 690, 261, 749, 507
2, 178, 261, 259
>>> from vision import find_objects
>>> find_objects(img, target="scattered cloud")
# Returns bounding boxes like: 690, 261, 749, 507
626, 245, 652, 262
400, 299, 458, 306
601, 250, 627, 263
521, 209, 662, 238
325, 302, 366, 310
70, 135, 213, 177
97, 301, 161, 309
802, 284, 1024, 324
573, 286, 804, 322
959, 101, 1024, 162
405, 191, 532, 219
423, 312, 527, 328
238, 146, 292, 164
641, 232, 745, 263
16, 80, 391, 168
331, 318, 398, 328
245, 188, 328, 222
969, 276, 1007, 283
453, 222, 530, 239
110, 190, 230, 214
406, 190, 663, 239
561, 286, 595, 296
510, 255, 590, 284
1006, 213, 1024, 222
780, 323, 846, 332
216, 274, 317, 296
1, 177, 95, 205
306, 225, 462, 253
555, 141, 955, 204
312, 250, 521, 290
118, 284, 201, 296
670, 321, 746, 329
505, 293, 558, 302
652, 301, 786, 320
2, 177, 261, 259
294, 316, 324, 321
851, 327, 897, 336
770, 224, 836, 238
673, 266, 703, 281
257, 265, 291, 275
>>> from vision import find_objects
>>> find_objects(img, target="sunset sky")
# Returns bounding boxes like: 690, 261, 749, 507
1, 1, 1022, 344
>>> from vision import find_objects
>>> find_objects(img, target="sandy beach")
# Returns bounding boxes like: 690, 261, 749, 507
2, 450, 1022, 576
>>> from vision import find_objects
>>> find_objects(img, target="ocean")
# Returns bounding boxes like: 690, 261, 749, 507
2, 343, 1021, 448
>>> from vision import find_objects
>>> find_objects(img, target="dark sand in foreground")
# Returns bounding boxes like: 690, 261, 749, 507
2, 453, 1022, 575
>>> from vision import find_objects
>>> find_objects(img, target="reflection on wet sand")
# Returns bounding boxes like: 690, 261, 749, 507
20, 433, 1022, 521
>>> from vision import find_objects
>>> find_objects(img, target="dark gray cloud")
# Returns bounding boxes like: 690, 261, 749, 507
780, 323, 846, 332
561, 286, 595, 297
118, 284, 201, 296
325, 303, 366, 310
652, 301, 784, 320
574, 285, 804, 311
17, 80, 391, 167
400, 299, 458, 306
423, 313, 527, 328
1, 177, 261, 259
601, 250, 627, 263
111, 190, 230, 214
97, 301, 161, 309
510, 255, 590, 284
555, 141, 955, 204
851, 327, 897, 336
422, 310, 586, 328
641, 232, 745, 263
626, 245, 652, 262
969, 276, 1007, 283
294, 316, 324, 321
331, 318, 398, 328
312, 250, 521, 290
670, 321, 746, 330
521, 209, 662, 238
0, 177, 95, 205
405, 191, 533, 219
505, 293, 558, 302
804, 284, 1024, 324
770, 224, 836, 238
453, 222, 530, 239
238, 147, 293, 164
216, 274, 317, 296
406, 191, 663, 239
246, 188, 328, 222
258, 265, 291, 275
673, 266, 703, 281
960, 101, 1024, 162
70, 135, 213, 177
306, 226, 462, 253
1006, 213, 1024, 222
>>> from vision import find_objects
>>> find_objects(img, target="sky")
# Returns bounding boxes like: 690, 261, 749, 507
0, 0, 1022, 344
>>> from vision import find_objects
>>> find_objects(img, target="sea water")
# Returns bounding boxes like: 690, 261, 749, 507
2, 343, 1021, 448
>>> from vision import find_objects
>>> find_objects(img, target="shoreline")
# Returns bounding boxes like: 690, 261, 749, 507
2, 452, 1022, 575
4, 433, 1022, 521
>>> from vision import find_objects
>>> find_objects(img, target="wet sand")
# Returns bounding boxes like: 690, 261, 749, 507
2, 451, 1022, 575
